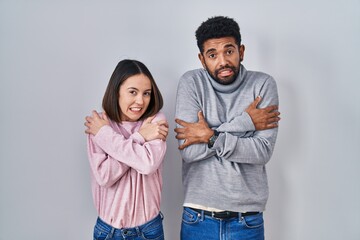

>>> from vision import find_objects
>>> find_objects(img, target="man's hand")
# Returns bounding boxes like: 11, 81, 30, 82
84, 111, 110, 135
174, 111, 214, 150
246, 96, 280, 130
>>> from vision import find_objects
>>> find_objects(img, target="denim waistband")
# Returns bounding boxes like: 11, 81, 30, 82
96, 212, 163, 238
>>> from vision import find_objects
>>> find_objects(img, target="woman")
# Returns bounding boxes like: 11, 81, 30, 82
84, 59, 168, 240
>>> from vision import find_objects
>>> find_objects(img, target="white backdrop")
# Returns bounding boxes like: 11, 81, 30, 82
1, 0, 359, 239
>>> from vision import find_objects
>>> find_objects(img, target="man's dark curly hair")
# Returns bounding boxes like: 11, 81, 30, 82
195, 16, 241, 53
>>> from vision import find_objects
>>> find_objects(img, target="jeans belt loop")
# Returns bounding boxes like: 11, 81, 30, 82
135, 226, 141, 237
106, 227, 115, 239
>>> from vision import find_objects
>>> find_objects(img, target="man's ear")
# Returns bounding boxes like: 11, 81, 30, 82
198, 53, 206, 68
239, 44, 245, 62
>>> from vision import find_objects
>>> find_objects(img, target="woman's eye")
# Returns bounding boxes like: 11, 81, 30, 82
129, 91, 137, 95
144, 92, 151, 96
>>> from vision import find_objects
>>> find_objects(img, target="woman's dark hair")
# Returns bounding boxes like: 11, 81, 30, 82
195, 16, 241, 53
102, 59, 163, 123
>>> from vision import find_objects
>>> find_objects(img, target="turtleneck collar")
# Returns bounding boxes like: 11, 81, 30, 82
206, 64, 246, 93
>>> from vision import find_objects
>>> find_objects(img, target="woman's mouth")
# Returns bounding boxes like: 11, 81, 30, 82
130, 107, 142, 112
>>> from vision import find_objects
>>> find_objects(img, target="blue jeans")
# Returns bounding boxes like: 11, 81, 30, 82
93, 213, 164, 240
181, 207, 264, 240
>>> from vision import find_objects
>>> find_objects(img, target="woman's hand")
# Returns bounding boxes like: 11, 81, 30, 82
139, 115, 169, 141
84, 111, 110, 135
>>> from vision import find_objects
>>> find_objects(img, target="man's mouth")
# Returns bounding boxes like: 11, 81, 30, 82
217, 68, 234, 77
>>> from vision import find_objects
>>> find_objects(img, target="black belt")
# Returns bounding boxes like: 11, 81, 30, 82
190, 207, 259, 219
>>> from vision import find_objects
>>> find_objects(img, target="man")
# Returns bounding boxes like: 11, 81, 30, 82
174, 16, 280, 240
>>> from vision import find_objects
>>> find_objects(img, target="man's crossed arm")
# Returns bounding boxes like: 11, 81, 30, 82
174, 96, 280, 150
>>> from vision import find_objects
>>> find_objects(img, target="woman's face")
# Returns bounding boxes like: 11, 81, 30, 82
118, 74, 152, 122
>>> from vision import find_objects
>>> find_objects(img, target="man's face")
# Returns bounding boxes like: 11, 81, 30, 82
199, 36, 244, 85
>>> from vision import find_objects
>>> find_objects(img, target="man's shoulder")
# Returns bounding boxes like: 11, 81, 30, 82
246, 69, 273, 79
180, 68, 207, 81
245, 69, 276, 85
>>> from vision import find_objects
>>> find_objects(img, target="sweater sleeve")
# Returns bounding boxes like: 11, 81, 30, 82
93, 113, 167, 175
87, 134, 130, 188
216, 111, 255, 134
212, 77, 279, 165
175, 73, 217, 163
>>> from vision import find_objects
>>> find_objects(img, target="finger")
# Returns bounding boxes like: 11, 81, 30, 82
266, 122, 279, 129
266, 117, 281, 124
158, 129, 168, 137
159, 125, 169, 133
174, 127, 185, 134
269, 111, 280, 118
159, 129, 168, 137
158, 133, 166, 141
264, 105, 278, 112
146, 115, 157, 123
246, 96, 261, 111
178, 140, 190, 150
102, 112, 109, 121
252, 96, 262, 108
160, 130, 168, 138
85, 116, 93, 123
178, 143, 187, 150
156, 120, 168, 127
197, 111, 205, 122
92, 110, 100, 119
263, 111, 280, 119
175, 133, 186, 140
175, 118, 188, 127
159, 125, 169, 131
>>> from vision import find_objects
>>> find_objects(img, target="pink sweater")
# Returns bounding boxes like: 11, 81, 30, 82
87, 112, 167, 228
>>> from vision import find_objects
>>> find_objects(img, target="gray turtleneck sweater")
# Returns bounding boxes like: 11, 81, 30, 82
175, 65, 279, 212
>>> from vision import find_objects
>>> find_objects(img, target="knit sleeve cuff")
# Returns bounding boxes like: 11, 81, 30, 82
242, 112, 256, 131
129, 131, 145, 144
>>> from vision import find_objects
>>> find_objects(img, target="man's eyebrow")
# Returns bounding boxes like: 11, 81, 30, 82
204, 43, 236, 55
205, 48, 216, 55
224, 43, 236, 48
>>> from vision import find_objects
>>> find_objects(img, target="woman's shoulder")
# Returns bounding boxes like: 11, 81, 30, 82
152, 111, 167, 121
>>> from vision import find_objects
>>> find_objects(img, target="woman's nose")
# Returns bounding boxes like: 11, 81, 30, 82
135, 95, 144, 104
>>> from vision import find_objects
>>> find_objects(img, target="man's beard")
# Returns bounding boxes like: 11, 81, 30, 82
205, 64, 240, 85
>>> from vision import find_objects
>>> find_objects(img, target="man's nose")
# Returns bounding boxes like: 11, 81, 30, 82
218, 54, 227, 67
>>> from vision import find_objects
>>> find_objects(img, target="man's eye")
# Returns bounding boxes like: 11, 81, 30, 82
209, 54, 216, 58
227, 50, 234, 55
